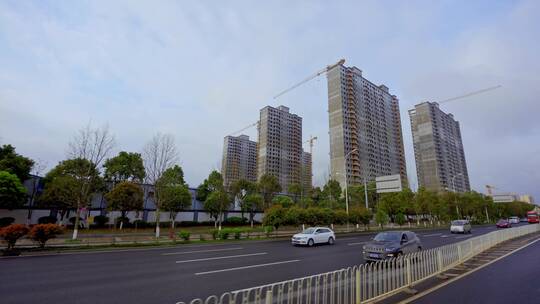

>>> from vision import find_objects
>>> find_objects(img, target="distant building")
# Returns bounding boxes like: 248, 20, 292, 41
221, 134, 258, 190
492, 193, 520, 203
301, 151, 312, 193
409, 102, 470, 193
257, 105, 302, 193
327, 64, 407, 188
520, 194, 535, 204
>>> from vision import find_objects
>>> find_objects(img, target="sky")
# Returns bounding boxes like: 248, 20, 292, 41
1, 0, 539, 201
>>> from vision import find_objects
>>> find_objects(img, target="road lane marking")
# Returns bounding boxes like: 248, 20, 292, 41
440, 235, 450, 238
162, 247, 244, 256
176, 252, 267, 263
348, 242, 367, 246
423, 233, 442, 237
195, 260, 301, 275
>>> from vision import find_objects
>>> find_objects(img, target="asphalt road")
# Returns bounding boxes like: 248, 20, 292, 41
412, 233, 540, 304
0, 224, 522, 304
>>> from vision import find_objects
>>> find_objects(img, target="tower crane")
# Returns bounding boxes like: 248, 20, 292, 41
304, 135, 318, 155
436, 85, 502, 105
227, 121, 258, 137
273, 59, 345, 100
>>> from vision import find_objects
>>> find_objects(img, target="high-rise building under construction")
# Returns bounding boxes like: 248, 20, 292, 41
409, 102, 470, 192
257, 105, 303, 193
327, 64, 407, 188
221, 134, 257, 190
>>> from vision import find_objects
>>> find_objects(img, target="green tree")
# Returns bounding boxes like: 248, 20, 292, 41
375, 208, 389, 229
0, 144, 34, 182
349, 207, 372, 229
196, 170, 224, 201
272, 195, 294, 208
258, 174, 281, 208
103, 151, 146, 184
242, 193, 263, 227
287, 183, 302, 203
0, 171, 27, 210
348, 181, 377, 209
263, 204, 286, 230
322, 179, 342, 207
41, 159, 103, 228
310, 186, 324, 205
230, 179, 257, 218
204, 190, 230, 230
157, 166, 192, 229
395, 213, 406, 226
105, 182, 144, 229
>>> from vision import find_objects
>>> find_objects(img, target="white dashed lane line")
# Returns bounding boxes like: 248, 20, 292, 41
162, 247, 244, 256
423, 233, 443, 237
176, 252, 267, 263
195, 260, 301, 275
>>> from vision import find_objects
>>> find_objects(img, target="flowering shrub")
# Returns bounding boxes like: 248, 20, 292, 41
0, 224, 29, 250
29, 224, 63, 248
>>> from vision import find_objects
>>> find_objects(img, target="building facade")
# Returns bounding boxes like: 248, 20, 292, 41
257, 105, 302, 193
520, 194, 535, 204
221, 134, 258, 189
327, 64, 407, 188
409, 102, 471, 192
301, 151, 312, 193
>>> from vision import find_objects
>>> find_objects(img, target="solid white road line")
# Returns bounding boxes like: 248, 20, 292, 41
423, 233, 443, 237
195, 260, 301, 275
348, 242, 367, 246
162, 247, 244, 256
176, 252, 267, 263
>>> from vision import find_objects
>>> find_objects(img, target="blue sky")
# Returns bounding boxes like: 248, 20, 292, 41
1, 0, 539, 201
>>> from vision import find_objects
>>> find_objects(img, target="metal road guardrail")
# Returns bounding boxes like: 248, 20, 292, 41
178, 224, 540, 304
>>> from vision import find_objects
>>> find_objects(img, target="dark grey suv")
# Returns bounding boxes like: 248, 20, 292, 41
362, 231, 422, 261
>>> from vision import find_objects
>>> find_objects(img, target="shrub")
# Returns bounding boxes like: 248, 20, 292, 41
69, 216, 84, 228
93, 215, 109, 227
115, 216, 130, 228
133, 219, 148, 229
233, 228, 242, 239
264, 226, 273, 237
211, 230, 219, 240
38, 216, 57, 224
223, 217, 248, 226
0, 217, 15, 228
218, 229, 230, 240
29, 224, 63, 248
0, 224, 29, 250
178, 231, 191, 241
395, 213, 406, 226
333, 210, 348, 225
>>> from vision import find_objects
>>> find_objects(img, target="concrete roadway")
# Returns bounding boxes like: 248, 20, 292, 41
412, 233, 540, 304
0, 224, 521, 304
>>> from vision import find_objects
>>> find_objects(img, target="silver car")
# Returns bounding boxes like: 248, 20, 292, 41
362, 231, 422, 261
450, 220, 472, 234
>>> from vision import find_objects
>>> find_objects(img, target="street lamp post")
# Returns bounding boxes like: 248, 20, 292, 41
451, 173, 464, 218
337, 148, 358, 232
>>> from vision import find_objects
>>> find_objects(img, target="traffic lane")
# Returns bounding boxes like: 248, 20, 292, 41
0, 225, 512, 304
412, 237, 540, 304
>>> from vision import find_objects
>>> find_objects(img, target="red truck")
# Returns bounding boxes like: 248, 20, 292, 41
527, 211, 539, 224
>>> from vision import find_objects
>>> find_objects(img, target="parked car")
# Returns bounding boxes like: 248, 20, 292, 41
508, 216, 520, 224
450, 220, 472, 234
520, 217, 528, 223
362, 231, 422, 261
291, 227, 335, 246
496, 219, 512, 228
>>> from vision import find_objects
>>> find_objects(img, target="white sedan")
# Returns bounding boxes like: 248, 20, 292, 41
291, 227, 336, 246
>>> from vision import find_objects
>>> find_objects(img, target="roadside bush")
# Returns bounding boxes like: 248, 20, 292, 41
211, 230, 219, 240
332, 210, 348, 225
178, 231, 191, 241
233, 228, 242, 239
29, 224, 63, 248
218, 229, 230, 240
38, 216, 57, 224
68, 216, 84, 228
0, 224, 29, 250
264, 226, 273, 237
93, 215, 109, 227
223, 217, 248, 226
133, 219, 148, 228
263, 205, 286, 230
0, 217, 15, 228
115, 216, 130, 228
395, 213, 406, 226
